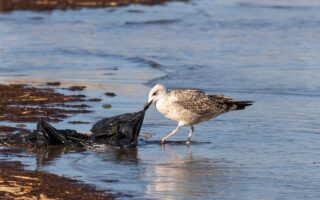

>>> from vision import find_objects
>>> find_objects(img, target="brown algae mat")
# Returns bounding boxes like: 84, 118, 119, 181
0, 0, 187, 12
0, 84, 92, 124
0, 159, 112, 200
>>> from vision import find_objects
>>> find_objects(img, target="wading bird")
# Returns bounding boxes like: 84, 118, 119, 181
145, 84, 253, 144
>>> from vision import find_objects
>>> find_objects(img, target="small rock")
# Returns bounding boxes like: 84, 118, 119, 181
104, 92, 116, 97
88, 98, 102, 102
46, 82, 61, 86
68, 121, 90, 124
75, 94, 86, 98
102, 179, 119, 183
102, 104, 112, 109
68, 86, 86, 91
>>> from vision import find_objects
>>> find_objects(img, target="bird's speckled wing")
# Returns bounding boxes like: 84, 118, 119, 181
169, 89, 235, 116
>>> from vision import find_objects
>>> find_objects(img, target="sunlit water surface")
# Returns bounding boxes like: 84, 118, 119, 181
0, 0, 320, 199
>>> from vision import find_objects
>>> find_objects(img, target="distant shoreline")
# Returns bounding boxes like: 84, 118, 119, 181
0, 0, 186, 12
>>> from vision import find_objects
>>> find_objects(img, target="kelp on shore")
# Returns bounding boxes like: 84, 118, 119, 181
0, 158, 113, 199
0, 0, 186, 12
0, 84, 92, 124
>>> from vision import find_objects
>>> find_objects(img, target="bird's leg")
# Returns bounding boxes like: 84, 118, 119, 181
161, 125, 180, 144
186, 125, 194, 145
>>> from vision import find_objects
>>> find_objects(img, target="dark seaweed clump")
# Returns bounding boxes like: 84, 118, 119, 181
0, 84, 91, 123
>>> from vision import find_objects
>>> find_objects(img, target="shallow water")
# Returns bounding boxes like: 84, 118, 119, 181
1, 0, 320, 199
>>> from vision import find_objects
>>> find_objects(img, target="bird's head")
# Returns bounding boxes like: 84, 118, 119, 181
144, 84, 167, 110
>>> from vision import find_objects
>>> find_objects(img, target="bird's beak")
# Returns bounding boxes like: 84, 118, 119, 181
144, 100, 153, 111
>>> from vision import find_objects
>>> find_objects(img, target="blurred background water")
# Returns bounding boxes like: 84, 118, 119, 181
0, 0, 320, 199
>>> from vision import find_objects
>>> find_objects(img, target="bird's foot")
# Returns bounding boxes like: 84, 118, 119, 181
160, 138, 166, 144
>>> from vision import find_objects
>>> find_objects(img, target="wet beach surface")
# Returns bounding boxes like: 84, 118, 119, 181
0, 151, 112, 199
1, 0, 320, 199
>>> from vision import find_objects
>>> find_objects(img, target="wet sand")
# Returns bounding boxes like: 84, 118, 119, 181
0, 155, 112, 199
0, 0, 186, 12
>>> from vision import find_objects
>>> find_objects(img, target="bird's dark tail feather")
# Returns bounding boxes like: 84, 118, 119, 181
233, 101, 253, 110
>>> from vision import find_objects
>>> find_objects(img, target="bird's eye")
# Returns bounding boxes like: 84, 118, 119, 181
152, 92, 157, 96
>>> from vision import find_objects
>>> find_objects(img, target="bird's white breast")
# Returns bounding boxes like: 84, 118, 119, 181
155, 97, 170, 116
155, 95, 197, 126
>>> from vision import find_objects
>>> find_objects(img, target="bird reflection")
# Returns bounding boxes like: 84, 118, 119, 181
145, 146, 227, 199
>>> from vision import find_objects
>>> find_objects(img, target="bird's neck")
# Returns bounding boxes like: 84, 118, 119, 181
154, 92, 166, 105
157, 92, 167, 102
